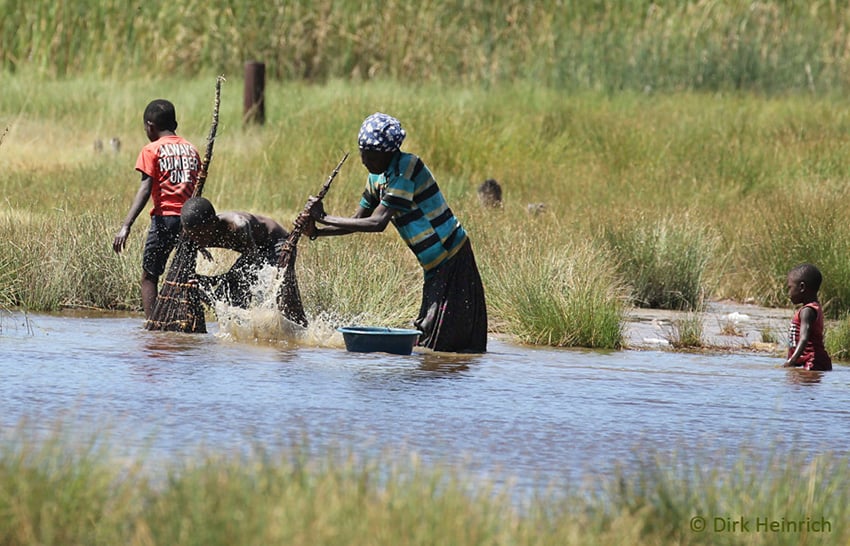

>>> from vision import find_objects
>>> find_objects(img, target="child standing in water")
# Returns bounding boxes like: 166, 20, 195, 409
113, 99, 201, 319
783, 263, 832, 371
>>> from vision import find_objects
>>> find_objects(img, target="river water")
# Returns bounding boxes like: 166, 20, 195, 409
1, 309, 848, 498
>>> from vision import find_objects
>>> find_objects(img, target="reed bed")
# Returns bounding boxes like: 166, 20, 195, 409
5, 0, 850, 95
1, 427, 847, 546
721, 189, 850, 318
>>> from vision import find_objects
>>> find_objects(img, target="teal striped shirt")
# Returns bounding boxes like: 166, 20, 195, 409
359, 152, 467, 276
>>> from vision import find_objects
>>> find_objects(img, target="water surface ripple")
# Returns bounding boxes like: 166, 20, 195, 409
1, 312, 847, 495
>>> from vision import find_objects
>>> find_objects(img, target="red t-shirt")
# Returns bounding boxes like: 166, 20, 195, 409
135, 135, 201, 216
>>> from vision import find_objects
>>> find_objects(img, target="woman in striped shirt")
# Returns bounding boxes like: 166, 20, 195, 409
308, 113, 487, 353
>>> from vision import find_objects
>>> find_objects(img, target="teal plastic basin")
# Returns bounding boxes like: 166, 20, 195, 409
337, 326, 422, 355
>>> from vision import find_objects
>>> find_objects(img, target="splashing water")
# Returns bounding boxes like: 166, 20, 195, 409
202, 264, 344, 349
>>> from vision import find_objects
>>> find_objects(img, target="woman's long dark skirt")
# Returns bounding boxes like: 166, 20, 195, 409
413, 239, 488, 353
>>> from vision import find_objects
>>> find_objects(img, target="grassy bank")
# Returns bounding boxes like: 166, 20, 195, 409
4, 0, 850, 95
1, 428, 847, 546
4, 74, 850, 351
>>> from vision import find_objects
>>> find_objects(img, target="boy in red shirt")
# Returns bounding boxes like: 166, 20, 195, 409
783, 263, 832, 371
113, 99, 201, 319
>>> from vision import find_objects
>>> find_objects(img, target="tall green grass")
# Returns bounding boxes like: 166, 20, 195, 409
723, 190, 850, 318
2, 427, 848, 546
484, 230, 626, 349
299, 235, 421, 328
0, 210, 139, 311
826, 314, 850, 362
593, 447, 850, 546
5, 1, 850, 95
602, 213, 717, 311
668, 312, 705, 350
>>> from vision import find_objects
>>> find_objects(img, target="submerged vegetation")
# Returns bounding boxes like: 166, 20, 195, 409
1, 428, 847, 546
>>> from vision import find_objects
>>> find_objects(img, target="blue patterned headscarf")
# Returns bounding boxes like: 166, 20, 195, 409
358, 112, 406, 152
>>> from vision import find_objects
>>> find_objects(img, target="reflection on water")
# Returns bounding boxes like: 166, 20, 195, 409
418, 354, 474, 375
1, 311, 849, 498
785, 369, 824, 386
141, 331, 206, 359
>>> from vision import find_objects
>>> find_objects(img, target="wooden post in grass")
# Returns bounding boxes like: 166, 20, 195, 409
243, 61, 265, 125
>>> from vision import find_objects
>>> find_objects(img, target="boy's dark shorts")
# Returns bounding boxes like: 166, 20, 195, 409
142, 215, 182, 277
